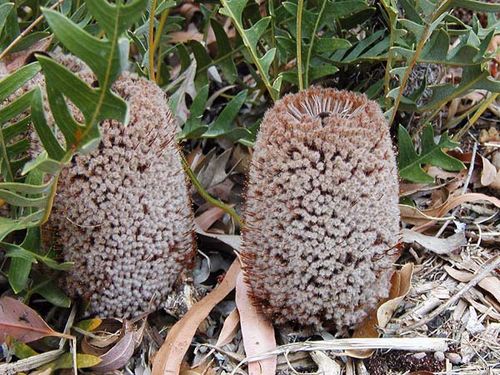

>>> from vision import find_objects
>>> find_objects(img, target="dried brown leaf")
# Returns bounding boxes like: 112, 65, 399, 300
152, 260, 241, 375
81, 318, 123, 355
195, 206, 227, 232
401, 229, 466, 254
479, 155, 497, 186
3, 37, 52, 73
215, 308, 240, 347
236, 272, 276, 375
346, 264, 414, 359
0, 297, 72, 344
407, 193, 500, 230
93, 330, 135, 373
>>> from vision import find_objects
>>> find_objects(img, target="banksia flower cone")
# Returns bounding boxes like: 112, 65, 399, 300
241, 88, 400, 331
40, 57, 195, 317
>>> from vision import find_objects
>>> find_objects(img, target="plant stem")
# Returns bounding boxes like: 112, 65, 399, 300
453, 93, 499, 141
304, 0, 327, 88
154, 9, 169, 84
148, 0, 158, 82
296, 0, 304, 90
181, 156, 243, 228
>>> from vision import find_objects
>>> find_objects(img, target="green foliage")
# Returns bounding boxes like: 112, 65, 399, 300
398, 124, 465, 183
378, 0, 500, 124
0, 0, 147, 298
180, 86, 252, 143
220, 0, 280, 101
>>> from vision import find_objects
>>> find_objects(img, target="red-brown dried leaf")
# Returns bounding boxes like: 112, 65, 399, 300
0, 297, 72, 343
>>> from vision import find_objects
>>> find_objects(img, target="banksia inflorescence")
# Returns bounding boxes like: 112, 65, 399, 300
33, 56, 195, 318
241, 88, 400, 332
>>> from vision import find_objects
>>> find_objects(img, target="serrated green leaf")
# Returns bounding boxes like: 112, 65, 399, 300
314, 38, 352, 53
3, 242, 73, 271
180, 85, 209, 140
8, 226, 40, 293
398, 124, 465, 183
309, 65, 339, 81
204, 90, 248, 138
85, 0, 148, 36
220, 0, 277, 100
418, 65, 500, 112
42, 8, 125, 86
0, 63, 40, 102
259, 48, 276, 76
30, 88, 65, 160
211, 19, 238, 83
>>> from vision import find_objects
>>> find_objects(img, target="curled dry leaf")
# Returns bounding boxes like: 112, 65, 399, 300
429, 193, 500, 217
152, 259, 241, 375
0, 297, 73, 344
401, 229, 466, 254
81, 318, 124, 354
236, 272, 277, 375
93, 331, 135, 373
444, 266, 500, 304
215, 308, 240, 347
479, 155, 497, 187
346, 263, 414, 359
195, 206, 227, 232
82, 319, 141, 373
3, 37, 52, 73
310, 351, 341, 375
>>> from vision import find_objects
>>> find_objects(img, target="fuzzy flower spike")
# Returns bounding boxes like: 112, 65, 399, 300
42, 60, 195, 317
241, 87, 400, 332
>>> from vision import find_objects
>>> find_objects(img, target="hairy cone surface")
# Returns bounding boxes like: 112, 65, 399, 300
241, 88, 400, 331
37, 57, 195, 317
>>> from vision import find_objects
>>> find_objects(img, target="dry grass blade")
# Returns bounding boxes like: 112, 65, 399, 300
231, 337, 449, 373
152, 259, 241, 375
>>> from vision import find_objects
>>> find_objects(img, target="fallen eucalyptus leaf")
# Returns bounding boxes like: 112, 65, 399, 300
215, 308, 240, 347
0, 297, 73, 344
401, 229, 466, 254
236, 272, 276, 375
152, 259, 241, 375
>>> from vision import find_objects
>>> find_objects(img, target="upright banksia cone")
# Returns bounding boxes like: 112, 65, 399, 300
241, 88, 400, 331
38, 57, 195, 317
